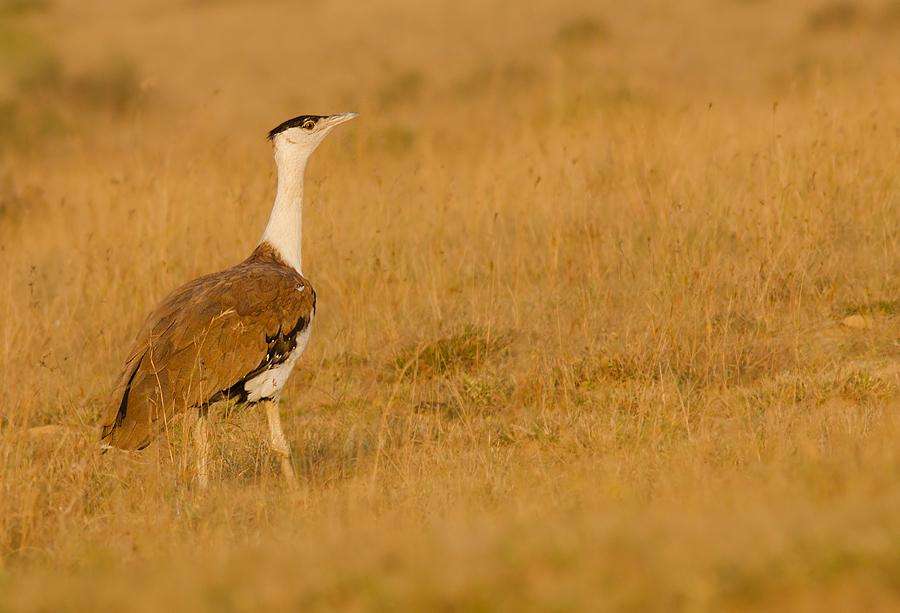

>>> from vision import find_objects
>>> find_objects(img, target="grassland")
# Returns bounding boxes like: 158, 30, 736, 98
1, 0, 899, 610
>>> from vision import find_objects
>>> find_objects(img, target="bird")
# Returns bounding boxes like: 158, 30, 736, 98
99, 112, 358, 488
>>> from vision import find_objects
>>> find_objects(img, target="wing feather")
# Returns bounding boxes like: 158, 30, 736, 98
100, 253, 315, 450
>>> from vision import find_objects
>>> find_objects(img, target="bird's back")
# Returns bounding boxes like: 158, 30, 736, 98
100, 244, 316, 450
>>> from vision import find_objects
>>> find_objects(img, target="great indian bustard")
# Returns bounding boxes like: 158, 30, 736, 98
100, 112, 357, 487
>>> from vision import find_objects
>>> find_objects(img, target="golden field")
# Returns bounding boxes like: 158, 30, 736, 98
1, 0, 899, 609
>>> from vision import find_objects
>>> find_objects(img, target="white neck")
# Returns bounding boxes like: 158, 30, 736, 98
260, 146, 310, 272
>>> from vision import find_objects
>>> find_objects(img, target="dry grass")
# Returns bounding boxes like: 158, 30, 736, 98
1, 0, 899, 610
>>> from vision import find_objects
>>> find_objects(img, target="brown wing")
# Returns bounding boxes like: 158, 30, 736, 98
100, 249, 315, 450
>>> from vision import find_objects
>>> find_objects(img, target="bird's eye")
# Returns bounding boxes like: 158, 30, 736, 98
302, 120, 316, 130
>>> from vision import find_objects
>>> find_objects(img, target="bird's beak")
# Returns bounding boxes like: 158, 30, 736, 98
326, 112, 358, 127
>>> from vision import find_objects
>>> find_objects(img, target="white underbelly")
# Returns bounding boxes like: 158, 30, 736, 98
243, 324, 312, 402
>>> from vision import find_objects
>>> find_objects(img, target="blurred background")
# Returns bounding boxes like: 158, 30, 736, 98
1, 0, 897, 152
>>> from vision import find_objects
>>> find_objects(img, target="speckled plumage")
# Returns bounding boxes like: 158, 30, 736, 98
99, 243, 316, 451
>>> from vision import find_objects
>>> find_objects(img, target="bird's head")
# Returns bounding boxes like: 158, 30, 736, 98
267, 113, 357, 164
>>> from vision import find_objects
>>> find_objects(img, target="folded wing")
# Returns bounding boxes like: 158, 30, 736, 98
100, 253, 315, 450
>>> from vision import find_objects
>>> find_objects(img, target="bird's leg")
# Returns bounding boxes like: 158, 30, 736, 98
263, 400, 297, 486
192, 406, 210, 490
